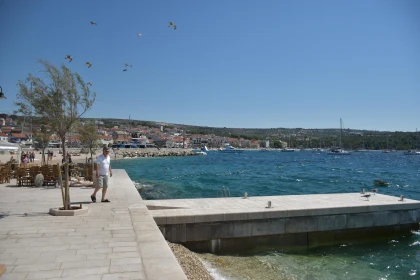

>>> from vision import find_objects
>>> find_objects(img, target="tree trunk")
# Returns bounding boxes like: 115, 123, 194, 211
61, 138, 70, 210
41, 149, 46, 165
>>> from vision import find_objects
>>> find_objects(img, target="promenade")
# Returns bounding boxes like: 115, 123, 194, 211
0, 170, 187, 280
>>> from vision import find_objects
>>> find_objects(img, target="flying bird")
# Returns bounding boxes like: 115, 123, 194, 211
123, 69, 127, 72
168, 22, 177, 30
85, 62, 92, 68
64, 55, 72, 62
361, 193, 371, 201
90, 21, 97, 25
87, 82, 92, 87
137, 33, 142, 37
124, 63, 132, 68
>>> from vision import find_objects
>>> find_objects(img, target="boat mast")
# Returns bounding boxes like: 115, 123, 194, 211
339, 118, 343, 149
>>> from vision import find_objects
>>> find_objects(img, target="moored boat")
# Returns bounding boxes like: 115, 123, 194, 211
374, 180, 390, 186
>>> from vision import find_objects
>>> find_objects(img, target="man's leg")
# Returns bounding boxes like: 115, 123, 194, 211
101, 175, 109, 202
91, 176, 103, 202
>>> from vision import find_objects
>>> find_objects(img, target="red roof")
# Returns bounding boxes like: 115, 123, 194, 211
0, 132, 8, 137
11, 133, 28, 139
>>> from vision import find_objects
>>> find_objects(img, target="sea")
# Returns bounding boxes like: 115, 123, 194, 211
112, 150, 420, 280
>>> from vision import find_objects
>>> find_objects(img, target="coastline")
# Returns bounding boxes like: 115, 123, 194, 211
0, 147, 196, 165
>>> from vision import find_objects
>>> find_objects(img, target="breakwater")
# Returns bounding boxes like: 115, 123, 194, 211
113, 148, 198, 158
145, 194, 420, 254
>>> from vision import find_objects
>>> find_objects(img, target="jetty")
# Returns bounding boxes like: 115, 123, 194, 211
145, 193, 420, 254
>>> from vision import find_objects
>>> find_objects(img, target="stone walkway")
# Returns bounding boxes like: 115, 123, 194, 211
0, 170, 187, 280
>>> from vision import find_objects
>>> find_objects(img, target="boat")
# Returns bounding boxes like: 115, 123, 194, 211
281, 148, 296, 152
220, 144, 243, 152
373, 180, 390, 186
328, 118, 351, 155
404, 129, 420, 155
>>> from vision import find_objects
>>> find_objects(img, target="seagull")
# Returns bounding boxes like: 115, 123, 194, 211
85, 62, 92, 68
64, 55, 72, 62
371, 189, 378, 195
361, 193, 371, 201
137, 33, 142, 37
168, 22, 177, 30
123, 69, 127, 72
124, 63, 132, 68
90, 21, 97, 26
87, 82, 92, 87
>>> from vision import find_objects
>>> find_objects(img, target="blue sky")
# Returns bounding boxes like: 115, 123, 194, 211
1, 0, 419, 131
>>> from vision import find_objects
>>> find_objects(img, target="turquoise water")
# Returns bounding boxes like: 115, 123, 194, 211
112, 150, 420, 279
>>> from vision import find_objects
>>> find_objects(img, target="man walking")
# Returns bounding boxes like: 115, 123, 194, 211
91, 147, 112, 203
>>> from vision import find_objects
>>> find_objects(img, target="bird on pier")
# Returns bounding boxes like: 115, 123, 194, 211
371, 189, 378, 195
64, 55, 72, 62
361, 193, 371, 201
85, 62, 92, 68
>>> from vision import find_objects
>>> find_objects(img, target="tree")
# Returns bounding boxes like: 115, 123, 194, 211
78, 122, 101, 161
15, 60, 96, 209
33, 123, 50, 165
272, 140, 283, 149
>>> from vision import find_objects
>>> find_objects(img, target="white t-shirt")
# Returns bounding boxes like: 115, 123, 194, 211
96, 153, 111, 176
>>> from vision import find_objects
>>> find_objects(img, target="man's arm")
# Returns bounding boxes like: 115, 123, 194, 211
109, 162, 112, 177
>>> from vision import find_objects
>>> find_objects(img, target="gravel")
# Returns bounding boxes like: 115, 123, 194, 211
168, 242, 215, 280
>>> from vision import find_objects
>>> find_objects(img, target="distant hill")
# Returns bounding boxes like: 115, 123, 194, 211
85, 117, 419, 151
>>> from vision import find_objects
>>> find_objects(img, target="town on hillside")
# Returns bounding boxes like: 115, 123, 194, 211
0, 114, 419, 151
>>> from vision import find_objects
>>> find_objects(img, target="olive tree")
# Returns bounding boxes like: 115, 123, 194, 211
78, 121, 101, 167
33, 123, 51, 165
15, 60, 96, 209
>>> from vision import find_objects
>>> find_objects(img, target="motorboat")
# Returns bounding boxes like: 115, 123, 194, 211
220, 144, 243, 152
328, 147, 351, 155
374, 180, 390, 186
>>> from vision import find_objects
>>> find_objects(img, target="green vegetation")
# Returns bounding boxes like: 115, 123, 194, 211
15, 60, 96, 210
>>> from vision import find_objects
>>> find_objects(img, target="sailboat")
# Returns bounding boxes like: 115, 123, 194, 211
328, 118, 351, 155
404, 129, 420, 155
382, 135, 391, 153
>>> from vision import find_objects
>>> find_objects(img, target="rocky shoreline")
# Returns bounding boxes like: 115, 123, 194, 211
168, 242, 215, 280
114, 148, 198, 158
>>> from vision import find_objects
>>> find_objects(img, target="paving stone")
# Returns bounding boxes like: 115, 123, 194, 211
102, 272, 146, 280
25, 269, 63, 279
13, 263, 61, 272
110, 263, 144, 273
0, 272, 28, 280
61, 266, 109, 277
111, 257, 142, 266
60, 259, 110, 269
112, 246, 139, 253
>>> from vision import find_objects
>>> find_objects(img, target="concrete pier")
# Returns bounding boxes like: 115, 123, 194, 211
145, 194, 420, 254
0, 170, 187, 280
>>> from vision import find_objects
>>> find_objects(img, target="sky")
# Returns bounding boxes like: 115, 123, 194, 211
1, 0, 419, 132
